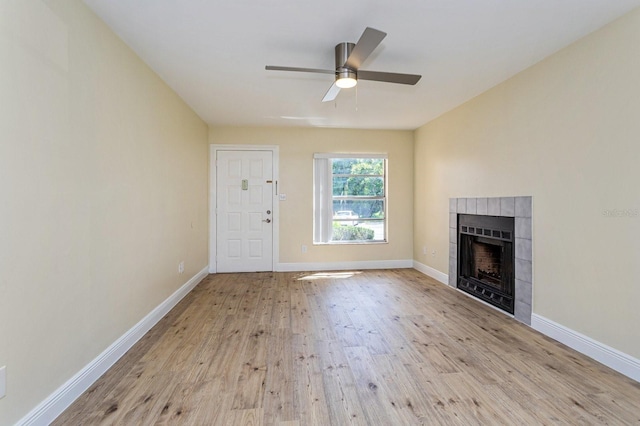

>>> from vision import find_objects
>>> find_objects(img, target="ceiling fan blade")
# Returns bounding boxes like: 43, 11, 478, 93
265, 65, 335, 75
344, 27, 386, 69
322, 82, 341, 102
358, 70, 422, 85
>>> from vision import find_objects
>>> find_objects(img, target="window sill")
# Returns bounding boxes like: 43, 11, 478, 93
313, 240, 388, 246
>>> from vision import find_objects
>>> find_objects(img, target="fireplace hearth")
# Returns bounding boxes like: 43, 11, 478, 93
458, 214, 515, 314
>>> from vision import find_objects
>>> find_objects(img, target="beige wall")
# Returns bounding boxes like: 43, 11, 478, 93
210, 126, 414, 265
0, 1, 209, 423
414, 8, 640, 358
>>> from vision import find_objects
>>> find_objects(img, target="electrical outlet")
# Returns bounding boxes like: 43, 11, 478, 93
301, 245, 307, 253
178, 261, 185, 274
422, 246, 427, 255
279, 194, 287, 201
0, 365, 6, 399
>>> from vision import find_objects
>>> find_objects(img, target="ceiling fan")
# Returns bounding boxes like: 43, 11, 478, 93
265, 27, 421, 102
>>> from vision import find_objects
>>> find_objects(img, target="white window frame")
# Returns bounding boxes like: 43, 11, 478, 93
313, 153, 387, 244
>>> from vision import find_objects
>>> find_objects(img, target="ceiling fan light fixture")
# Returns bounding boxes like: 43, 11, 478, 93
336, 70, 357, 88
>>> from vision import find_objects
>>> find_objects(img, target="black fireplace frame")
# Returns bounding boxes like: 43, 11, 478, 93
457, 214, 515, 314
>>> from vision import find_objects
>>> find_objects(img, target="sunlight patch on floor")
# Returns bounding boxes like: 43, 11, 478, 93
297, 271, 362, 280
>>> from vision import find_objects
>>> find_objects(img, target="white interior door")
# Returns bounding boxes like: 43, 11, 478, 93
216, 150, 273, 272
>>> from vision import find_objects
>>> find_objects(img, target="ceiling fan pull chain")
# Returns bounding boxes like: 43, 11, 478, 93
356, 84, 358, 112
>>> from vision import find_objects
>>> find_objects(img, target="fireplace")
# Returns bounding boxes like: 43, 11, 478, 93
449, 197, 532, 325
457, 214, 515, 314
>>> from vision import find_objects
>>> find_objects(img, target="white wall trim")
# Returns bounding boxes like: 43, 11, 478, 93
276, 259, 413, 272
17, 266, 210, 426
412, 260, 449, 285
532, 314, 640, 383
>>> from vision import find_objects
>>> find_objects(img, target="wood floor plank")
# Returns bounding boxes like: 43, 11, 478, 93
230, 323, 270, 410
369, 353, 439, 420
315, 339, 368, 425
346, 307, 392, 355
325, 299, 363, 348
54, 269, 640, 425
291, 333, 332, 425
342, 346, 400, 425
306, 294, 339, 342
262, 328, 295, 425
290, 281, 312, 335
268, 284, 291, 331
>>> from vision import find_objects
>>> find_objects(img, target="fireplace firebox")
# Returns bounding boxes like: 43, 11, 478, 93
458, 214, 515, 314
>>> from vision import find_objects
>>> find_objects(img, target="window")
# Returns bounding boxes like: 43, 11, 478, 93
313, 153, 387, 244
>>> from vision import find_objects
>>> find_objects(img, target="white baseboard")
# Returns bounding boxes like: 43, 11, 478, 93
276, 259, 413, 272
411, 264, 640, 383
17, 266, 210, 426
532, 314, 640, 383
413, 260, 449, 285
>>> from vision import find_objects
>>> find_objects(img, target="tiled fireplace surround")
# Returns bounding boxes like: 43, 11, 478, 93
449, 196, 532, 325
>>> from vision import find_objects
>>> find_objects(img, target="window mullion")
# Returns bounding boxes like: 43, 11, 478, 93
333, 196, 385, 201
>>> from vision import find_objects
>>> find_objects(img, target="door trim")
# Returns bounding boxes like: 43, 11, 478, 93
209, 144, 279, 273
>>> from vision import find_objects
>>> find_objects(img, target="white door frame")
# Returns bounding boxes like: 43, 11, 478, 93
210, 144, 279, 273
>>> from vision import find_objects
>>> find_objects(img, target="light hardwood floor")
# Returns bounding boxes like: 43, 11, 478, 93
54, 269, 640, 425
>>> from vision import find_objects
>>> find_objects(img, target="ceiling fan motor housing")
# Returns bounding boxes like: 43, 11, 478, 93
335, 42, 356, 73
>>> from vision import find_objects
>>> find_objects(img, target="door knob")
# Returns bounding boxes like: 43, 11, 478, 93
263, 218, 271, 223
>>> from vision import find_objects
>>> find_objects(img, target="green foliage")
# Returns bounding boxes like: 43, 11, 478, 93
331, 158, 385, 219
346, 176, 383, 197
332, 223, 375, 241
332, 158, 383, 175
349, 159, 384, 174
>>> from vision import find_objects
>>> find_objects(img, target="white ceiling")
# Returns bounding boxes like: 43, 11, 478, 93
83, 0, 640, 130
